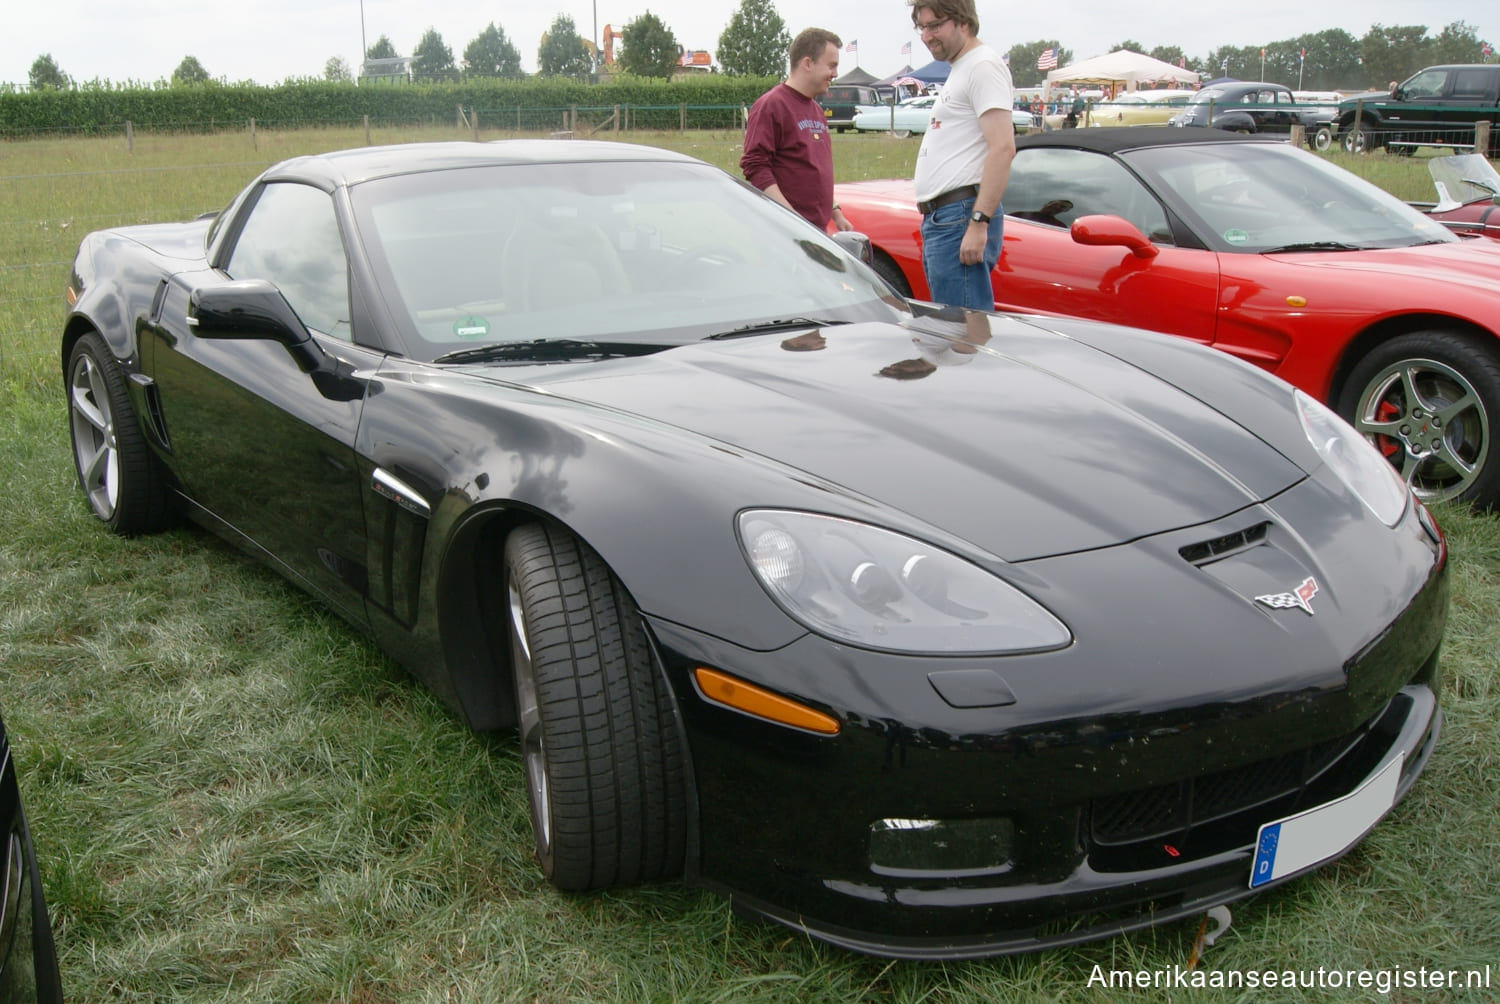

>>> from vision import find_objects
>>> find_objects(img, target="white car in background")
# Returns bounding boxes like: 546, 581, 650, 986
853, 95, 1033, 137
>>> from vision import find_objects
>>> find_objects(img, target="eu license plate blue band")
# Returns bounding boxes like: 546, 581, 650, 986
1250, 752, 1404, 889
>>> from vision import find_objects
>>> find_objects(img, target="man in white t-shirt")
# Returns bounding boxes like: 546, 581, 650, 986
909, 0, 1015, 309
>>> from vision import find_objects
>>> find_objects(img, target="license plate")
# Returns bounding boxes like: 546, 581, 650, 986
1250, 752, 1403, 888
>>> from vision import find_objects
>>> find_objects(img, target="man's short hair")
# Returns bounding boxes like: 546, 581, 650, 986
790, 28, 841, 71
908, 0, 979, 35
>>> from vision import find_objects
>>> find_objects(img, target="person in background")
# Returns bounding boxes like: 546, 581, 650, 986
907, 0, 1015, 309
740, 28, 853, 232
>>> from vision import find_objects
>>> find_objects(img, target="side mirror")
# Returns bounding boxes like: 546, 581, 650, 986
189, 279, 324, 373
1070, 214, 1159, 259
832, 229, 874, 265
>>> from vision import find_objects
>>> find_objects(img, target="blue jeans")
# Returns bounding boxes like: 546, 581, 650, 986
920, 197, 1003, 310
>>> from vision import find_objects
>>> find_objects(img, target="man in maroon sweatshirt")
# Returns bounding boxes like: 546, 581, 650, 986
740, 28, 853, 232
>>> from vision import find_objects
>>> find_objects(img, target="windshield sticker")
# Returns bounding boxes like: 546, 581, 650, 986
1224, 228, 1250, 244
453, 316, 490, 339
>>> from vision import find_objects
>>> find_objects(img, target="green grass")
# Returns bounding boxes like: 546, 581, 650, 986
3, 129, 1499, 1001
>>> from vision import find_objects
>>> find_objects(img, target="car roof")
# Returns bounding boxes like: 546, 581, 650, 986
260, 140, 700, 189
1015, 126, 1280, 154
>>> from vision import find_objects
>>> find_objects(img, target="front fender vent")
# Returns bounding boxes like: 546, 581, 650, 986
1179, 521, 1269, 567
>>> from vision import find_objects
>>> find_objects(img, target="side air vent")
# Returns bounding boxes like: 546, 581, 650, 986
1178, 521, 1270, 567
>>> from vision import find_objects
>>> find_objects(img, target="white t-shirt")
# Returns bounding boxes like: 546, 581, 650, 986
913, 43, 1014, 202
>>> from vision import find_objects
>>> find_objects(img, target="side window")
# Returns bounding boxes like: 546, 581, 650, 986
225, 182, 352, 340
1004, 148, 1173, 244
1452, 69, 1492, 98
1402, 70, 1447, 100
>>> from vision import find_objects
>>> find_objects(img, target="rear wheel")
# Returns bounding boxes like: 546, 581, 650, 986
1337, 331, 1500, 508
504, 523, 686, 890
66, 332, 175, 534
1313, 126, 1333, 151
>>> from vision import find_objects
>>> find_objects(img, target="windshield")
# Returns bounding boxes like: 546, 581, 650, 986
1123, 142, 1458, 252
348, 159, 900, 361
1186, 88, 1228, 105
1428, 154, 1500, 206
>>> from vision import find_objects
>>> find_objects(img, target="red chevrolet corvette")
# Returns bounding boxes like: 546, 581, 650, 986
835, 128, 1500, 507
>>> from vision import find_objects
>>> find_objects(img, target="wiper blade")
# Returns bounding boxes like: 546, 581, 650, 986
1260, 241, 1363, 254
433, 338, 666, 364
1461, 177, 1498, 195
704, 317, 848, 340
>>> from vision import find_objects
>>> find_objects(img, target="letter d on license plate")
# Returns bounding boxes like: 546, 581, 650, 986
1250, 752, 1403, 888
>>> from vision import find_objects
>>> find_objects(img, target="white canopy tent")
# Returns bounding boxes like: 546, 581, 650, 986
1044, 50, 1199, 96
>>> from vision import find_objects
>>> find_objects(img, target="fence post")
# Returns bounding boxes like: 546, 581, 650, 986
614, 104, 620, 133
680, 103, 687, 131
471, 107, 479, 141
249, 117, 256, 150
1477, 120, 1492, 154
1289, 123, 1305, 148
126, 120, 133, 154
364, 114, 371, 145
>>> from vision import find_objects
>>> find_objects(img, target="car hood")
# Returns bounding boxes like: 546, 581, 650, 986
493, 314, 1306, 561
1269, 238, 1500, 290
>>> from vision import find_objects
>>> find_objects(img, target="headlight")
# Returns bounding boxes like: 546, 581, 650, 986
736, 510, 1071, 655
1296, 390, 1409, 526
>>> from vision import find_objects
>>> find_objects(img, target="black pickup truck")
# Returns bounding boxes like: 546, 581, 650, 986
1338, 63, 1500, 154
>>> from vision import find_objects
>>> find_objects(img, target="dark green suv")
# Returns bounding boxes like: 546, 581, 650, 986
1338, 64, 1500, 154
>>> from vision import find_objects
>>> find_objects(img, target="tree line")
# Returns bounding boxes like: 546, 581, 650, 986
1003, 22, 1488, 91
17, 9, 1490, 95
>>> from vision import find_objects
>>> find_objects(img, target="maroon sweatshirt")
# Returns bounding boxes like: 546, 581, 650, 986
740, 83, 835, 229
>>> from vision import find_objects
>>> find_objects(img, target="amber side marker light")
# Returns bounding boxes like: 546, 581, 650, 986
693, 667, 840, 735
65, 285, 78, 306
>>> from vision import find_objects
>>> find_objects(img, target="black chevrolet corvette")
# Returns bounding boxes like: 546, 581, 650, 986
1, 711, 62, 1001
61, 141, 1448, 959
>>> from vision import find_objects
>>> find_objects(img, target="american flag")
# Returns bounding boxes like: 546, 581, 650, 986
901, 41, 912, 56
1036, 47, 1057, 70
845, 39, 857, 54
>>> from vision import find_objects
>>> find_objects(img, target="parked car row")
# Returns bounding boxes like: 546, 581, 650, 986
850, 95, 1034, 137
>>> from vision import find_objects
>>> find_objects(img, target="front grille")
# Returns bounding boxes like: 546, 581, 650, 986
1088, 693, 1411, 872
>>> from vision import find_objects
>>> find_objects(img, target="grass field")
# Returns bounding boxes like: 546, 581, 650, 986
2, 127, 1499, 1001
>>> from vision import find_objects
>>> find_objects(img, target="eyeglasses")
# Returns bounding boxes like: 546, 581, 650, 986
914, 17, 950, 34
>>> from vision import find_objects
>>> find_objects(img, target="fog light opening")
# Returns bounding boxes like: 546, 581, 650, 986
868, 816, 1015, 878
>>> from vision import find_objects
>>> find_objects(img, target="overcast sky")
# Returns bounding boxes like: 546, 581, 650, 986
3, 1, 1495, 88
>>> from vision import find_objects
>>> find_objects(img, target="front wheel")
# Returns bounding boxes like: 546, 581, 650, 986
1337, 331, 1500, 508
1341, 124, 1375, 153
66, 332, 175, 534
1313, 126, 1333, 151
504, 523, 686, 890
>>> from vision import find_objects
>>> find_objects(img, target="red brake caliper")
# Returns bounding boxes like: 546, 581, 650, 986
1375, 400, 1401, 458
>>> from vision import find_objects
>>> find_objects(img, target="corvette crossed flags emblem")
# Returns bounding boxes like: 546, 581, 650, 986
1254, 576, 1319, 616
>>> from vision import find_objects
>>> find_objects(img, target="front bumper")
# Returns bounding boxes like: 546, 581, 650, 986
646, 492, 1449, 958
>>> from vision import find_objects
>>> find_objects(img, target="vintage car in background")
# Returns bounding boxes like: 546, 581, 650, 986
853, 95, 1033, 137
835, 127, 1500, 508
60, 139, 1451, 958
1419, 153, 1500, 240
1170, 81, 1335, 147
818, 83, 883, 133
1086, 88, 1196, 127
1, 710, 63, 1002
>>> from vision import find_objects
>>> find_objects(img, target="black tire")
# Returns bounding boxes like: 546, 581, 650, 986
1336, 331, 1500, 508
871, 252, 913, 298
503, 523, 686, 890
66, 331, 175, 534
1341, 123, 1376, 153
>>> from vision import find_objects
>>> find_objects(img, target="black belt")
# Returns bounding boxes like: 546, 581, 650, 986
916, 184, 980, 216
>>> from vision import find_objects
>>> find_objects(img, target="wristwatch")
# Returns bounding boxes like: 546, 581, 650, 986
970, 209, 991, 224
